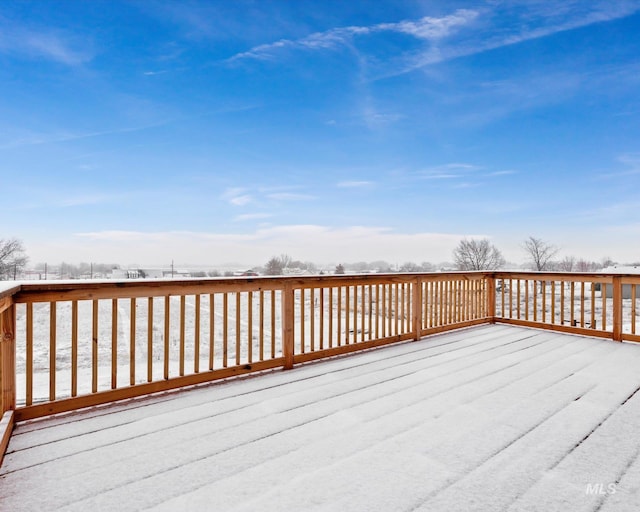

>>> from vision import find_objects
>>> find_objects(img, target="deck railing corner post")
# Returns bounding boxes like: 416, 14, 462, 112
1, 299, 17, 414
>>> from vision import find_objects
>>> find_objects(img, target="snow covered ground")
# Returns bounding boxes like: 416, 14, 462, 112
2, 324, 640, 511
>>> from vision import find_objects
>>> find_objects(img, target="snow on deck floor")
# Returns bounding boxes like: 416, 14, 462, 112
2, 324, 640, 512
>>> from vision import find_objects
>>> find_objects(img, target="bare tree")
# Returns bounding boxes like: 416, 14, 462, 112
264, 256, 284, 276
453, 238, 505, 270
576, 259, 594, 272
335, 263, 345, 274
557, 255, 576, 272
399, 262, 421, 272
523, 236, 559, 271
279, 253, 292, 271
0, 238, 28, 280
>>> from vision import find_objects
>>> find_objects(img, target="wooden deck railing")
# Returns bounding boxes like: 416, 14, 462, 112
0, 271, 638, 465
493, 272, 640, 343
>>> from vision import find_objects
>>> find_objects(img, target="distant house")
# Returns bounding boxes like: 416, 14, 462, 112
111, 269, 141, 279
601, 266, 640, 299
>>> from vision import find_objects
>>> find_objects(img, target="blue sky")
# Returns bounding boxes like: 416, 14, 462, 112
2, 0, 640, 267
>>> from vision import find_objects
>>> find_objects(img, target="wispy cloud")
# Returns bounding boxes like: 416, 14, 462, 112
417, 163, 482, 180
414, 163, 517, 185
487, 170, 517, 177
228, 9, 478, 62
0, 120, 176, 150
0, 24, 92, 65
337, 180, 374, 188
227, 3, 640, 82
234, 213, 273, 222
395, 2, 640, 76
222, 188, 252, 206
267, 192, 314, 201
597, 153, 640, 178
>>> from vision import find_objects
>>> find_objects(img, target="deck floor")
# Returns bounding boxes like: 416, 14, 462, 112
2, 324, 640, 511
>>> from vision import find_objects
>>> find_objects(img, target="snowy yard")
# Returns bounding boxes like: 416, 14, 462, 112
2, 324, 640, 511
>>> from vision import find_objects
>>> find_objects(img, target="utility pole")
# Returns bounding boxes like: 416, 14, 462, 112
171, 259, 175, 278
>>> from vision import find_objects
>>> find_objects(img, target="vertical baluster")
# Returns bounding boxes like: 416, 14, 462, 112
259, 290, 265, 361
601, 282, 607, 331
271, 290, 276, 358
164, 296, 170, 379
300, 288, 306, 353
92, 300, 99, 393
147, 297, 153, 382
195, 294, 201, 372
570, 282, 575, 327
560, 281, 565, 326
71, 301, 78, 396
353, 285, 358, 343
590, 282, 596, 329
550, 281, 555, 324
222, 293, 228, 367
580, 282, 585, 328
111, 298, 118, 389
631, 284, 637, 335
542, 281, 547, 323
310, 288, 316, 351
320, 287, 325, 350
235, 292, 241, 366
388, 284, 394, 334
210, 294, 215, 370
345, 286, 350, 344
130, 298, 136, 385
26, 303, 33, 405
50, 302, 56, 401
247, 291, 253, 363
337, 286, 343, 346
328, 287, 334, 348
381, 285, 387, 337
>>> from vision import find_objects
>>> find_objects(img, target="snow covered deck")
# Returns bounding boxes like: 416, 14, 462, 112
2, 324, 640, 511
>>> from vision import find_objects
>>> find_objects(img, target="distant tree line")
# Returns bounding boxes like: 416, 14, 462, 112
2, 236, 634, 282
452, 235, 619, 272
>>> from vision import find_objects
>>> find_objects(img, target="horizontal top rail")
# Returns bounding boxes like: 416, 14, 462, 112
493, 271, 628, 283
11, 272, 495, 303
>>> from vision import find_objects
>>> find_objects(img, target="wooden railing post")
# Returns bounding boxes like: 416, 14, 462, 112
487, 274, 496, 323
1, 300, 16, 414
283, 282, 295, 369
612, 276, 622, 342
412, 277, 422, 341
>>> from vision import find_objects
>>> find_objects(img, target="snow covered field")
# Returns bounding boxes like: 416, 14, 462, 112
3, 324, 640, 511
